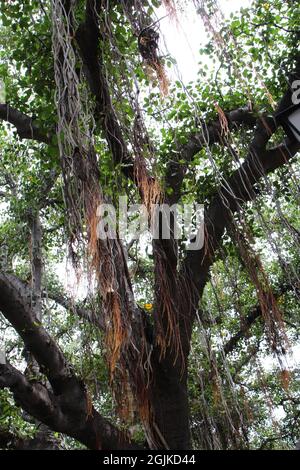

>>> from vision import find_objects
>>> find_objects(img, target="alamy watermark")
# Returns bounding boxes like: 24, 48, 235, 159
291, 80, 300, 105
96, 197, 204, 250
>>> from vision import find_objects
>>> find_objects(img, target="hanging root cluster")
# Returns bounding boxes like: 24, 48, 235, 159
132, 110, 187, 367
52, 0, 159, 445
163, 0, 178, 19
85, 168, 159, 445
233, 222, 288, 356
192, 315, 250, 449
153, 248, 185, 366
51, 0, 95, 256
138, 26, 169, 96
133, 114, 161, 212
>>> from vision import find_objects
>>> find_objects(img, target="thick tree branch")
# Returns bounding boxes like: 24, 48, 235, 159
0, 362, 68, 431
75, 0, 135, 180
179, 74, 300, 352
0, 272, 141, 450
0, 271, 73, 392
0, 104, 52, 145
175, 138, 300, 359
183, 140, 300, 301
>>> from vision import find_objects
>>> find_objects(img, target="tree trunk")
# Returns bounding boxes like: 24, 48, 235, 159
150, 349, 191, 449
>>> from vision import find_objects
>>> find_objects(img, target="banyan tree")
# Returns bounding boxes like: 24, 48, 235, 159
0, 0, 300, 450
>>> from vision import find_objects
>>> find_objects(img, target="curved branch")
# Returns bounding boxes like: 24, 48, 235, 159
0, 362, 68, 430
47, 291, 104, 329
0, 272, 141, 450
179, 73, 300, 351
0, 104, 52, 145
183, 140, 300, 300
0, 271, 73, 392
179, 57, 300, 338
224, 279, 299, 354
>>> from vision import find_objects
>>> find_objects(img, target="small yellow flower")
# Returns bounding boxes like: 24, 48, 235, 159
264, 3, 270, 10
277, 296, 283, 305
144, 303, 153, 311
